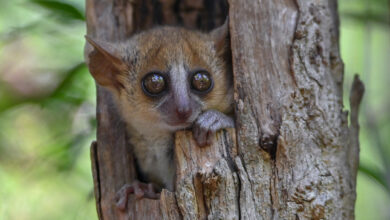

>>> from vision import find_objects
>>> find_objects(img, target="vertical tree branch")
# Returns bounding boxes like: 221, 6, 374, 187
349, 75, 364, 183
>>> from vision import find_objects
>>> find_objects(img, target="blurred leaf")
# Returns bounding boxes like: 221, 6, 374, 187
0, 62, 87, 113
364, 112, 390, 196
341, 12, 389, 25
41, 132, 92, 171
89, 117, 97, 129
0, 22, 40, 44
359, 163, 390, 193
30, 0, 85, 21
50, 63, 88, 98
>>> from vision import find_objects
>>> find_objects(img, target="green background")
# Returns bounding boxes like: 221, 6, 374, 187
0, 0, 389, 219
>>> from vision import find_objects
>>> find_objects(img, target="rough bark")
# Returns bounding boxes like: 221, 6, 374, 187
85, 0, 363, 219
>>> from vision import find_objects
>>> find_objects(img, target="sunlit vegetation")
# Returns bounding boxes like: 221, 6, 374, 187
0, 0, 388, 219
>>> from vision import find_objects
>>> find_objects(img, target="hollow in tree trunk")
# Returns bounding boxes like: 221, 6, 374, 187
85, 0, 364, 219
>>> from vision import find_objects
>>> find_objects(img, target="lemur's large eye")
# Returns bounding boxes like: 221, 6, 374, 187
191, 71, 213, 93
142, 73, 166, 96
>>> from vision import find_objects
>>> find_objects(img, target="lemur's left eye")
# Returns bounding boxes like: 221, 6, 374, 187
142, 73, 166, 96
191, 72, 213, 93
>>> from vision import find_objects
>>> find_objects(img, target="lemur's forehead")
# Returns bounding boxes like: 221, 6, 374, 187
133, 28, 213, 76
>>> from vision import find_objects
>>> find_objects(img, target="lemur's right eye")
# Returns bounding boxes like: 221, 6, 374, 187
142, 73, 166, 96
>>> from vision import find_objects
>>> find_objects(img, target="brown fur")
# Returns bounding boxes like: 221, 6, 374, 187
86, 24, 233, 191
116, 27, 232, 125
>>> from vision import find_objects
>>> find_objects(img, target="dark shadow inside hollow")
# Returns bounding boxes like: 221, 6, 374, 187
133, 0, 229, 32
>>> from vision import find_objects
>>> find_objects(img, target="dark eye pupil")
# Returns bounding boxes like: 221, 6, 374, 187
192, 72, 212, 92
143, 73, 166, 95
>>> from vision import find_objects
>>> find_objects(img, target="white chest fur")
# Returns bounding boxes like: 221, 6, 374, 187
129, 130, 176, 191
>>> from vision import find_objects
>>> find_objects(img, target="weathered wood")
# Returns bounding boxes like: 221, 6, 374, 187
229, 1, 297, 218
160, 190, 181, 220
85, 0, 137, 219
175, 129, 238, 219
86, 0, 362, 219
229, 0, 361, 219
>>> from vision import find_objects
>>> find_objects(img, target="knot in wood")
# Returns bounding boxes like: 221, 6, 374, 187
259, 133, 279, 159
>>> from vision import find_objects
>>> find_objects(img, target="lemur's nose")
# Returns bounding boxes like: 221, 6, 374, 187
175, 106, 192, 121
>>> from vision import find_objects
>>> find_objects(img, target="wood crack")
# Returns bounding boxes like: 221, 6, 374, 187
90, 141, 104, 220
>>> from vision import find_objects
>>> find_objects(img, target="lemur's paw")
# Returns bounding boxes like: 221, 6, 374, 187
193, 110, 234, 147
115, 180, 160, 211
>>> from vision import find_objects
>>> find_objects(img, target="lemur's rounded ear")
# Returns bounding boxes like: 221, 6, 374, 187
210, 17, 229, 55
85, 36, 127, 89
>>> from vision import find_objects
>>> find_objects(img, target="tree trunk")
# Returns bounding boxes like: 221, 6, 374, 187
85, 0, 364, 219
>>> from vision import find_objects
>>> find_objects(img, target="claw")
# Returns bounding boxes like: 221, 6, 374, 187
193, 110, 234, 147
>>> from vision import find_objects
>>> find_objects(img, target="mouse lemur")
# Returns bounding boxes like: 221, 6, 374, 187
85, 21, 234, 210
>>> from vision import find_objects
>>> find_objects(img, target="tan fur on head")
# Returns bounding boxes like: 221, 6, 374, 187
86, 24, 232, 134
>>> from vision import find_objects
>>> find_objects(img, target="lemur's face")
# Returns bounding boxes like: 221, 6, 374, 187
86, 25, 232, 132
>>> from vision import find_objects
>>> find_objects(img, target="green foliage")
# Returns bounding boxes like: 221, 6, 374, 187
339, 1, 390, 219
339, 0, 389, 25
359, 163, 389, 192
30, 0, 85, 21
0, 0, 389, 219
0, 63, 87, 112
0, 0, 96, 219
